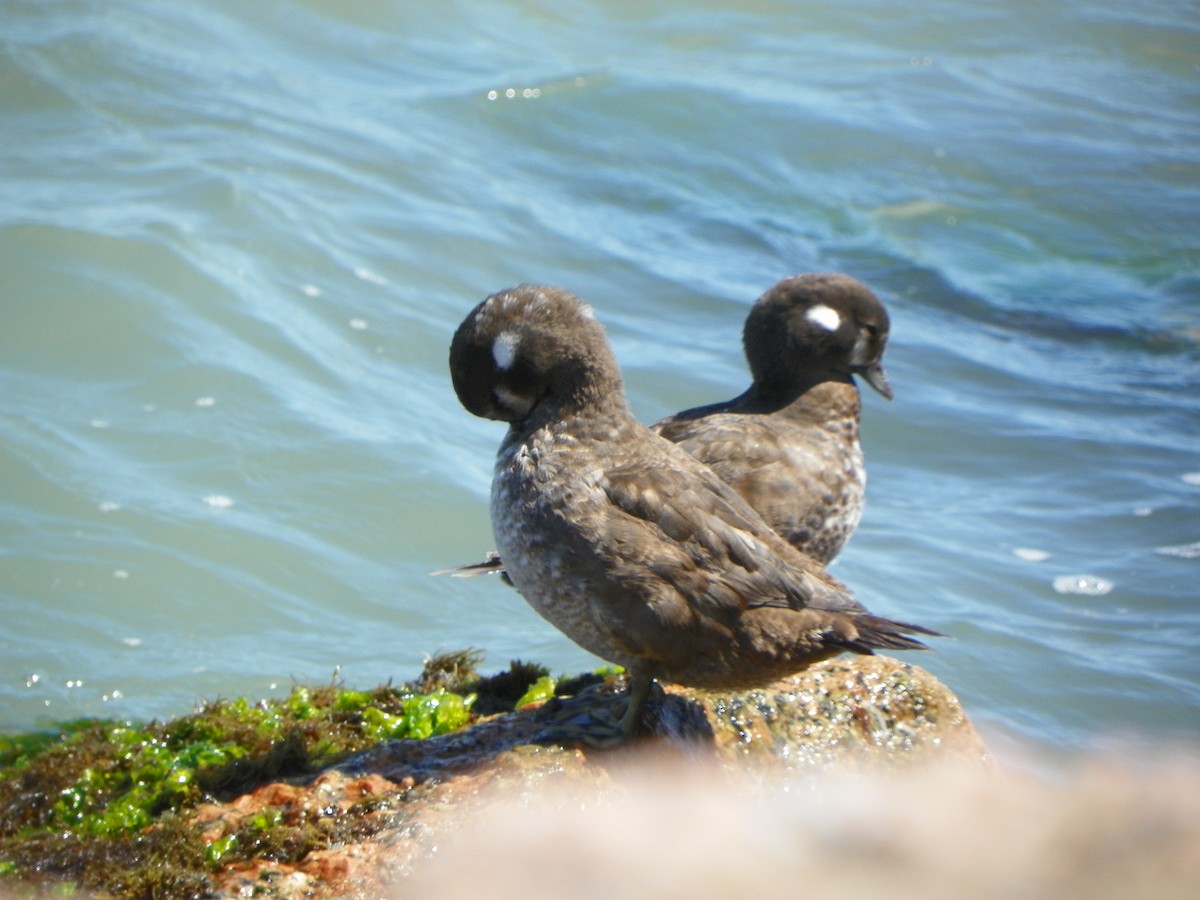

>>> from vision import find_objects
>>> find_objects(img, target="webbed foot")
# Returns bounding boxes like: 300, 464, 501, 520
532, 677, 659, 748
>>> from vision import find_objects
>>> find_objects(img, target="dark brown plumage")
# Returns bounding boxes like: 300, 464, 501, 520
439, 273, 892, 580
449, 284, 936, 740
652, 273, 893, 563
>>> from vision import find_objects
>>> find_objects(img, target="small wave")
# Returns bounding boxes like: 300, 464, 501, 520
1013, 547, 1050, 562
1155, 542, 1200, 560
1052, 575, 1114, 596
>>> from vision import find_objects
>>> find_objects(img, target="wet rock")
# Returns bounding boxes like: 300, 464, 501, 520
200, 656, 987, 898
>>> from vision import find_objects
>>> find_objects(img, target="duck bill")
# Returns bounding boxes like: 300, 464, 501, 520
858, 362, 893, 400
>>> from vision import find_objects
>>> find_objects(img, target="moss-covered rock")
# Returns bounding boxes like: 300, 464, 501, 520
0, 653, 497, 897
0, 654, 985, 899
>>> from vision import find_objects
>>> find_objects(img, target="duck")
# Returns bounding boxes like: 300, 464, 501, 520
449, 284, 936, 741
652, 272, 893, 563
437, 273, 891, 581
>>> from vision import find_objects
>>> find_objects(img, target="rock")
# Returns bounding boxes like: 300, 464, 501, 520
666, 654, 987, 769
409, 749, 1200, 900
343, 654, 987, 779
202, 656, 987, 898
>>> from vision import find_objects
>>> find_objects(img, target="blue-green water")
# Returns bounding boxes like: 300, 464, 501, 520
2, 0, 1197, 753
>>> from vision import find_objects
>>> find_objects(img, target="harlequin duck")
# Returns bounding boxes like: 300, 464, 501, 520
449, 284, 935, 741
435, 272, 892, 580
652, 273, 893, 563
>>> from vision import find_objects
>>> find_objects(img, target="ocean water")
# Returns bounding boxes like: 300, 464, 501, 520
2, 0, 1197, 755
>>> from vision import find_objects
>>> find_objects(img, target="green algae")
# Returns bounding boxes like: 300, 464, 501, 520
0, 652, 618, 898
514, 675, 558, 709
6, 685, 468, 844
0, 652, 551, 898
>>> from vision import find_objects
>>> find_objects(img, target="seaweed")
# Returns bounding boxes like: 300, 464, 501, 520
0, 653, 621, 898
0, 666, 483, 898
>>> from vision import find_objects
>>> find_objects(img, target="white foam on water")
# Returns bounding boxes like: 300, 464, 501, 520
1013, 547, 1050, 562
1052, 575, 1114, 596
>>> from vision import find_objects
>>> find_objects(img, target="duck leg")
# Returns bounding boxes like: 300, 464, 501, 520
533, 672, 656, 747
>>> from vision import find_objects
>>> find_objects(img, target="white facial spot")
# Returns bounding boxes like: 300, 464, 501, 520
806, 304, 841, 332
492, 330, 520, 371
